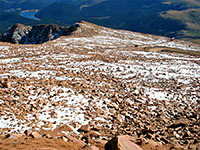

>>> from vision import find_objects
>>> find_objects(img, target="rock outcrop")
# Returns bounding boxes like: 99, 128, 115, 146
0, 23, 79, 44
0, 24, 31, 44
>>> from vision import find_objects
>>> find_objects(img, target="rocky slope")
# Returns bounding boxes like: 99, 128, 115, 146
0, 23, 78, 44
0, 21, 199, 150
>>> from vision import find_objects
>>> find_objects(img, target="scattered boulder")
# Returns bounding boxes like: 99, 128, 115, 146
93, 125, 101, 131
4, 81, 11, 88
56, 124, 73, 132
105, 135, 143, 150
30, 132, 42, 138
147, 140, 160, 148
87, 131, 101, 138
42, 133, 53, 139
0, 79, 11, 88
62, 136, 69, 142
65, 135, 86, 147
78, 124, 90, 132
50, 111, 58, 118
24, 130, 30, 136
168, 119, 188, 128
8, 133, 24, 139
93, 139, 108, 145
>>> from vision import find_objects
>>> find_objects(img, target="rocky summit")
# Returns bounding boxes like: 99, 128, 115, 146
0, 23, 79, 44
0, 21, 199, 150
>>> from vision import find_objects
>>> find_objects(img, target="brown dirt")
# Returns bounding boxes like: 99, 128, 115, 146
0, 137, 82, 150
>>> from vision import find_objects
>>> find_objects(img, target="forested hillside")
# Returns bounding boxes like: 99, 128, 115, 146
1, 0, 200, 41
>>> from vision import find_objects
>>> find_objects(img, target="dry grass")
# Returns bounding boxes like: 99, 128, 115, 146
181, 38, 200, 44
146, 46, 200, 56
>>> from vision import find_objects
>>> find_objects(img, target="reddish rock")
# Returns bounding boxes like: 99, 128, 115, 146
56, 124, 73, 132
168, 119, 188, 128
93, 139, 108, 145
78, 124, 90, 132
89, 146, 99, 150
147, 140, 159, 148
65, 135, 86, 147
87, 131, 101, 138
8, 133, 24, 139
105, 135, 143, 150
24, 130, 30, 136
0, 134, 7, 140
4, 96, 13, 102
50, 111, 58, 118
46, 122, 53, 128
34, 113, 40, 118
30, 132, 42, 138
82, 145, 99, 150
42, 133, 52, 139
93, 125, 101, 131
62, 136, 69, 142
5, 81, 11, 88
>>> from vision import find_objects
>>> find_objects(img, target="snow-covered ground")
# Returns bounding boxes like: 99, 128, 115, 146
0, 22, 199, 135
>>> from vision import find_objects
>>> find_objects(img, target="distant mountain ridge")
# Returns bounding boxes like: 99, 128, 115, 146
0, 0, 55, 11
1, 0, 200, 43
34, 0, 200, 39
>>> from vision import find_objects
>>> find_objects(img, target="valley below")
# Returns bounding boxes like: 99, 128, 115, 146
1, 0, 200, 42
0, 21, 199, 150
